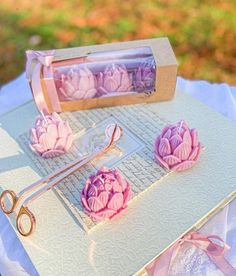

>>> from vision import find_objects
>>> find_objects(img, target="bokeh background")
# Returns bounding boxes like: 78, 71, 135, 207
0, 0, 235, 85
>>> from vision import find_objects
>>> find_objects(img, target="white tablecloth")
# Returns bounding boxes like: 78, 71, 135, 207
0, 74, 236, 275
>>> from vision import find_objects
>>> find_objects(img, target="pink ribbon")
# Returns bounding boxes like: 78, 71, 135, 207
26, 50, 61, 113
146, 232, 236, 276
25, 50, 55, 80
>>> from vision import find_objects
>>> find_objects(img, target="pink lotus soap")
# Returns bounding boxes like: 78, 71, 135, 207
58, 68, 97, 100
81, 167, 132, 221
96, 64, 133, 96
155, 120, 202, 172
29, 112, 73, 158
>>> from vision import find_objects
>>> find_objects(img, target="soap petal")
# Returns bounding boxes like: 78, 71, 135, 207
90, 209, 116, 220
107, 193, 124, 211
123, 185, 132, 205
169, 134, 182, 151
42, 149, 64, 158
155, 154, 169, 170
88, 185, 98, 197
81, 195, 91, 211
189, 146, 199, 161
39, 132, 56, 150
57, 121, 68, 138
88, 197, 104, 212
98, 191, 109, 207
54, 137, 66, 151
163, 129, 172, 139
29, 128, 38, 144
171, 160, 196, 172
163, 155, 181, 166
64, 134, 73, 152
173, 142, 191, 160
158, 138, 171, 157
191, 129, 199, 147
183, 130, 191, 145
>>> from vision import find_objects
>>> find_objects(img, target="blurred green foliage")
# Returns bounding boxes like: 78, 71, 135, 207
0, 0, 235, 84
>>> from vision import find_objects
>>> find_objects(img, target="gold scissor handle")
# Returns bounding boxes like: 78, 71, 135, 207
0, 190, 18, 214
16, 206, 36, 237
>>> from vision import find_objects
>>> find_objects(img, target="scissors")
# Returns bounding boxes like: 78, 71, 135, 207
0, 124, 122, 237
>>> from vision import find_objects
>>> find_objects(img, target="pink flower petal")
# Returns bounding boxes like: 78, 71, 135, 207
104, 183, 112, 191
195, 144, 202, 161
155, 154, 169, 170
35, 117, 42, 127
161, 125, 172, 138
46, 123, 58, 140
81, 195, 91, 211
191, 129, 199, 147
169, 134, 182, 152
107, 193, 124, 211
88, 197, 104, 212
98, 86, 108, 95
183, 130, 191, 145
83, 178, 92, 195
29, 144, 43, 155
88, 185, 98, 197
36, 126, 46, 137
104, 77, 118, 92
173, 142, 191, 160
123, 184, 132, 205
158, 138, 171, 157
154, 136, 161, 152
162, 129, 172, 139
189, 146, 200, 161
88, 209, 116, 221
64, 134, 73, 152
115, 171, 127, 191
57, 121, 68, 138
42, 149, 64, 158
112, 181, 123, 193
72, 90, 86, 100
117, 71, 132, 92
83, 88, 97, 99
39, 132, 56, 150
171, 160, 196, 172
163, 155, 181, 166
85, 68, 96, 89
98, 191, 109, 207
171, 126, 184, 137
29, 128, 38, 144
54, 137, 66, 151
179, 120, 189, 130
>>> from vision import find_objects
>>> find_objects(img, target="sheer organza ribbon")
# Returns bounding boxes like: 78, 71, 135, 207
26, 50, 61, 113
146, 231, 236, 276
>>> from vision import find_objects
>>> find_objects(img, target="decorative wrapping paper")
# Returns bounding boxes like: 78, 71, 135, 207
0, 90, 236, 275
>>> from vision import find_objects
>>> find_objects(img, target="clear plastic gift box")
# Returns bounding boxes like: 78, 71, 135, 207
26, 38, 177, 113
53, 47, 156, 101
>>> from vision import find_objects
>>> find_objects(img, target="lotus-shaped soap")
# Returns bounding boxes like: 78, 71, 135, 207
96, 64, 133, 96
59, 68, 97, 100
81, 167, 132, 221
155, 121, 202, 171
29, 112, 73, 158
133, 64, 155, 92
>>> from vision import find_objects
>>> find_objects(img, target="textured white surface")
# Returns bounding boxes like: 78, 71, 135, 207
1, 77, 236, 275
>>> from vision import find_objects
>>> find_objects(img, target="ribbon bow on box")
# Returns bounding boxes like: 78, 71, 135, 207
25, 50, 61, 113
146, 231, 236, 276
26, 50, 55, 78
